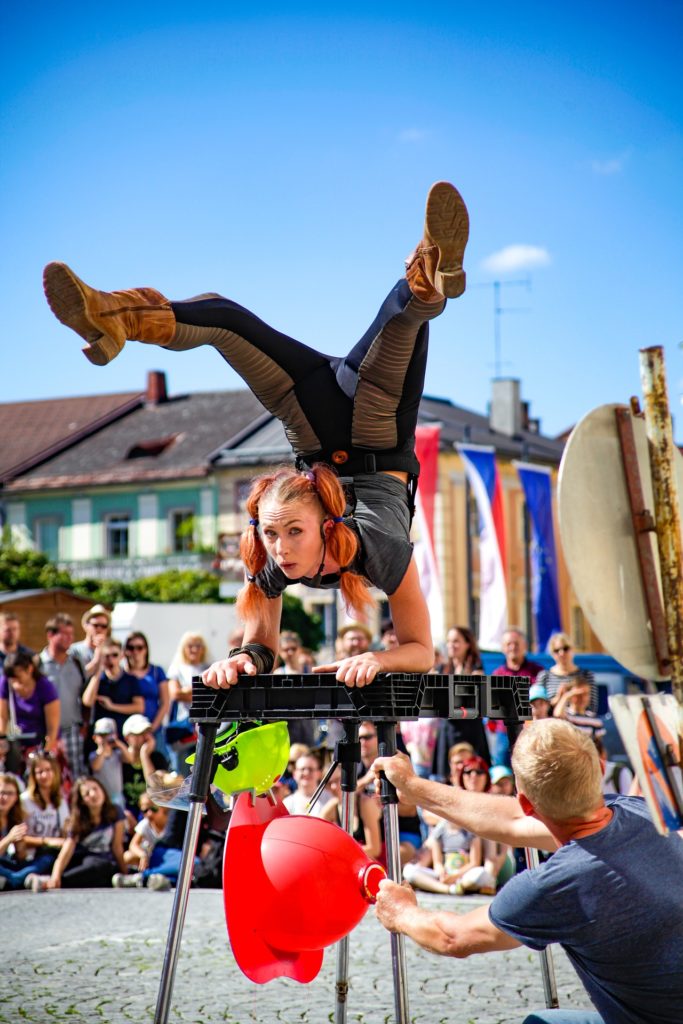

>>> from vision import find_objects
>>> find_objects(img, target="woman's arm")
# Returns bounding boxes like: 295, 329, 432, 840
43, 699, 61, 751
202, 596, 283, 689
315, 559, 433, 686
49, 835, 76, 886
150, 679, 170, 733
111, 818, 126, 872
0, 697, 8, 736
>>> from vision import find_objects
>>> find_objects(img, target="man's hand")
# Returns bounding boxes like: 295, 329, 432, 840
202, 655, 257, 690
314, 652, 384, 687
375, 878, 417, 932
372, 751, 417, 802
98, 695, 113, 711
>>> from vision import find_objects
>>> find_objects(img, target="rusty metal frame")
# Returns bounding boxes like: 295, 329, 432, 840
614, 405, 671, 677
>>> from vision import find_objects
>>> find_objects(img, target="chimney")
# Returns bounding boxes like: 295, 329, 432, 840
146, 370, 168, 405
489, 378, 522, 437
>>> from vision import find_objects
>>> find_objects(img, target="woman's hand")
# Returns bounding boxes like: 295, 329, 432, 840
202, 655, 257, 690
7, 823, 28, 844
314, 652, 384, 687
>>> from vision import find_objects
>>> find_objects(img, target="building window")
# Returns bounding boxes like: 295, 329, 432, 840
170, 509, 195, 553
105, 514, 131, 558
34, 516, 61, 561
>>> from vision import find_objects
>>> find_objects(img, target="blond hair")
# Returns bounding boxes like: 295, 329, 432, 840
511, 719, 603, 821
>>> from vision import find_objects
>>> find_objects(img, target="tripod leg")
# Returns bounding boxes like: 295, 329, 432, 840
524, 847, 559, 1008
154, 723, 218, 1024
334, 721, 360, 1024
377, 722, 410, 1024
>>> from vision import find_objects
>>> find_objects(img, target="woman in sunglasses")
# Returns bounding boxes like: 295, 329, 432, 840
123, 632, 170, 758
537, 632, 597, 713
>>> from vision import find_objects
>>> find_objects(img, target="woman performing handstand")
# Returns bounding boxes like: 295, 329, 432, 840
43, 181, 469, 689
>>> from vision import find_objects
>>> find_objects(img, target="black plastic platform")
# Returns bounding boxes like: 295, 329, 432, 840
190, 673, 531, 724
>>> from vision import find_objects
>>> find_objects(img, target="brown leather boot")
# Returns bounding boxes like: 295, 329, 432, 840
406, 181, 469, 301
43, 262, 176, 366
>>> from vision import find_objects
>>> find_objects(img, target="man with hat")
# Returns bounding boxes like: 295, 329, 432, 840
337, 622, 374, 660
70, 604, 112, 679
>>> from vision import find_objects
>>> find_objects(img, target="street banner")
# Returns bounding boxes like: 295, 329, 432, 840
457, 444, 507, 649
414, 425, 444, 639
515, 461, 562, 650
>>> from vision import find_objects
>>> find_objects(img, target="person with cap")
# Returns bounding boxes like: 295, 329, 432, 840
528, 683, 552, 722
120, 714, 169, 821
489, 764, 515, 796
88, 717, 127, 809
43, 182, 470, 690
336, 622, 373, 660
69, 604, 112, 680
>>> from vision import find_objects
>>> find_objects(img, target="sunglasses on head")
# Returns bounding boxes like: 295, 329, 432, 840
553, 645, 571, 654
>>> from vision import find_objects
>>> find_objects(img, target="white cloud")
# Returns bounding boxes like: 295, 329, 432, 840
590, 149, 632, 175
397, 128, 429, 143
481, 244, 551, 274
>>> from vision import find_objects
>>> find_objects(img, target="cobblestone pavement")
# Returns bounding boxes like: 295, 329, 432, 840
4, 889, 589, 1024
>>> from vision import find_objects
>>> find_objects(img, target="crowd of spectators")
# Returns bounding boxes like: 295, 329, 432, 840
1, 607, 633, 900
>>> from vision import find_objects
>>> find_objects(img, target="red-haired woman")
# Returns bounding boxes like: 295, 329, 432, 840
43, 182, 469, 686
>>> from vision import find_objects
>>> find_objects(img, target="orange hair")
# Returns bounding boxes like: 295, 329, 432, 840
236, 463, 375, 626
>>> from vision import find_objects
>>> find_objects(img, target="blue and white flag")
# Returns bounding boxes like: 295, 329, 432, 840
514, 462, 562, 650
457, 444, 507, 649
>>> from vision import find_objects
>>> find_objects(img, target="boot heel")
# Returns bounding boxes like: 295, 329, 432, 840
82, 334, 125, 366
435, 268, 466, 299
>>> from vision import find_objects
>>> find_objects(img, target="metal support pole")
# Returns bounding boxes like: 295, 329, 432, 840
154, 723, 218, 1024
334, 721, 360, 1024
524, 848, 559, 1007
377, 722, 410, 1024
639, 347, 683, 717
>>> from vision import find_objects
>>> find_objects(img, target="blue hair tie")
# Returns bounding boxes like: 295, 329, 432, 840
249, 518, 258, 527
332, 516, 344, 523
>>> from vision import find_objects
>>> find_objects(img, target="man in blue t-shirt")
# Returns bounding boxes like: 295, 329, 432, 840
373, 719, 683, 1024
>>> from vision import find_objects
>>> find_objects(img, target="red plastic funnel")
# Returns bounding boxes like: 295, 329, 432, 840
223, 792, 385, 984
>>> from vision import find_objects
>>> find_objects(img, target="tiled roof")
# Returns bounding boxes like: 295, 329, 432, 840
7, 390, 264, 491
0, 391, 144, 483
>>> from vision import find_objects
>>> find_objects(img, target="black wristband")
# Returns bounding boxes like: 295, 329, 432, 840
228, 643, 275, 675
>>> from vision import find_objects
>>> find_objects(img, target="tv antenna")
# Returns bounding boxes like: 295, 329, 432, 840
473, 278, 531, 376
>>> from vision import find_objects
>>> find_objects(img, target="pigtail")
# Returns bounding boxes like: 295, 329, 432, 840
235, 476, 274, 626
309, 464, 376, 620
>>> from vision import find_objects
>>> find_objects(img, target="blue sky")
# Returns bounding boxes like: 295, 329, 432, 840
2, 1, 682, 439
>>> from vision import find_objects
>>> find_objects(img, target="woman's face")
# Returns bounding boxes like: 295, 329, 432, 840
259, 497, 327, 579
0, 781, 18, 812
125, 638, 147, 664
185, 640, 205, 664
551, 638, 572, 667
33, 758, 55, 789
10, 665, 36, 696
461, 764, 489, 792
446, 629, 468, 664
79, 780, 105, 809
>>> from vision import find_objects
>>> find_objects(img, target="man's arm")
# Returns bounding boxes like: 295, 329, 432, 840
372, 752, 557, 851
375, 880, 521, 957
